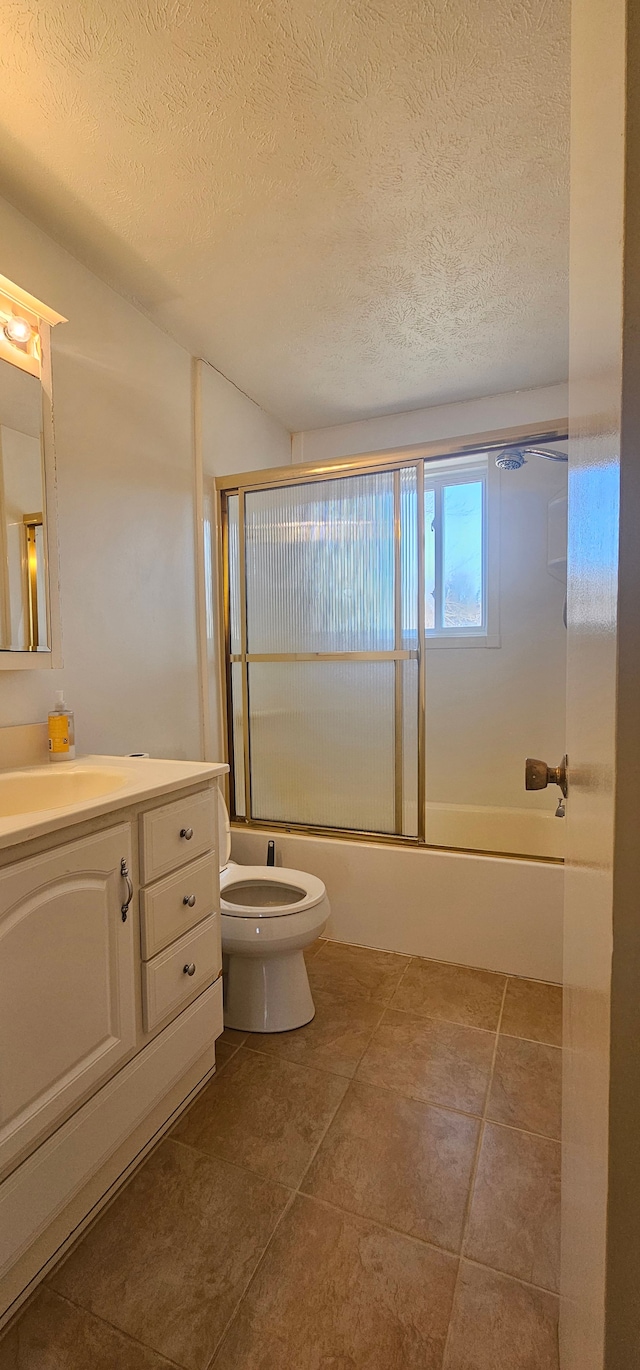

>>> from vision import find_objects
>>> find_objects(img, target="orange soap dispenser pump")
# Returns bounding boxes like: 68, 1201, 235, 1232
47, 690, 76, 762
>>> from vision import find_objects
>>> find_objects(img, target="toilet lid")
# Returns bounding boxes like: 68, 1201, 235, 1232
216, 785, 232, 869
220, 865, 326, 917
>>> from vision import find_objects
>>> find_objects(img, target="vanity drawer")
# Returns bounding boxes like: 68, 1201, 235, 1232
140, 853, 218, 959
140, 789, 216, 883
142, 917, 221, 1034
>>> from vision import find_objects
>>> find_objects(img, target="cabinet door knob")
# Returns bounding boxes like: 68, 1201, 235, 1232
183, 962, 196, 976
183, 894, 196, 907
180, 827, 194, 840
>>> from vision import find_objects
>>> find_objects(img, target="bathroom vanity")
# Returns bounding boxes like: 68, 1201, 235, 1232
0, 754, 227, 1328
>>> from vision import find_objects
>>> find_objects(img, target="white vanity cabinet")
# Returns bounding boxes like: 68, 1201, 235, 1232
0, 758, 227, 1332
0, 823, 136, 1178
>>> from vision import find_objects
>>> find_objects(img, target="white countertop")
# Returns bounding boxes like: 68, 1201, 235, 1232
0, 754, 228, 851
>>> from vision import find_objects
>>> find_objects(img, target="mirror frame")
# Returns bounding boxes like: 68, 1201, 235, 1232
0, 277, 66, 670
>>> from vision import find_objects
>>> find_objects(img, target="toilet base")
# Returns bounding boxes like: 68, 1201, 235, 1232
223, 948, 316, 1033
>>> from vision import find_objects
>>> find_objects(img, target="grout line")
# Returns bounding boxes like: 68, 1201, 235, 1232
460, 1255, 561, 1298
283, 1190, 461, 1262
442, 977, 508, 1368
382, 1003, 499, 1035
499, 1028, 563, 1048
294, 1180, 462, 1261
167, 1135, 296, 1192
204, 1189, 298, 1370
205, 1047, 354, 1370
44, 1287, 187, 1369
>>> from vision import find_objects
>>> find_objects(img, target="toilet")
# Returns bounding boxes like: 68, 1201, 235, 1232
217, 789, 330, 1033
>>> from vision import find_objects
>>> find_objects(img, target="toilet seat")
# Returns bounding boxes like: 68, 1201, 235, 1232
220, 864, 326, 918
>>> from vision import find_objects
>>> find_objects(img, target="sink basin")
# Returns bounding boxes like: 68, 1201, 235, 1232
0, 766, 129, 817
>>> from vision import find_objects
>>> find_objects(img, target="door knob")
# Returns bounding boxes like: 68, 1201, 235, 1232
183, 894, 196, 907
525, 755, 568, 798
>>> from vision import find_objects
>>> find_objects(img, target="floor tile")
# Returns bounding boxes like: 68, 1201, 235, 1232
444, 1262, 559, 1369
48, 1139, 289, 1370
212, 1194, 458, 1370
391, 959, 506, 1030
173, 1047, 348, 1187
357, 1007, 495, 1115
218, 1027, 248, 1049
302, 1078, 479, 1252
0, 1287, 174, 1369
488, 1037, 562, 1138
465, 1123, 561, 1291
501, 979, 562, 1046
248, 986, 384, 1078
214, 1039, 241, 1070
308, 940, 410, 1004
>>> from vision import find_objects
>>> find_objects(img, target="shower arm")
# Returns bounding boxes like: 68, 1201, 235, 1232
518, 447, 568, 462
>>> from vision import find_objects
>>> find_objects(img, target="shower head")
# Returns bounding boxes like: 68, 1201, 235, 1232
494, 445, 568, 470
495, 447, 527, 470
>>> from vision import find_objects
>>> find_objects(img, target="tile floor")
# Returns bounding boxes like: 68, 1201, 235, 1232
0, 941, 563, 1370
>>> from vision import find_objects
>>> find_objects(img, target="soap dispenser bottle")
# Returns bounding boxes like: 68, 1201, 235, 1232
48, 690, 75, 762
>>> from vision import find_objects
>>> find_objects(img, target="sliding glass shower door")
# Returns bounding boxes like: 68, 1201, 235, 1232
224, 466, 421, 837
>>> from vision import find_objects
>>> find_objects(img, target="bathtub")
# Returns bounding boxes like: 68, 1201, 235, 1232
424, 800, 564, 860
230, 824, 564, 984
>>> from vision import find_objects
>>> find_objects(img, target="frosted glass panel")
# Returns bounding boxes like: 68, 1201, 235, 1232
227, 495, 241, 655
230, 662, 245, 816
400, 466, 418, 645
442, 481, 483, 628
249, 662, 395, 831
244, 473, 395, 652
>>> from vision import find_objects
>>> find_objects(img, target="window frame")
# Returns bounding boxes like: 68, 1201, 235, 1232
423, 456, 500, 649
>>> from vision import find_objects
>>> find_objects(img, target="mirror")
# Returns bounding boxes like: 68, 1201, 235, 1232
0, 357, 49, 651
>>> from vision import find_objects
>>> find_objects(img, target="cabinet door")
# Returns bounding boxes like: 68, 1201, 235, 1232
0, 823, 136, 1177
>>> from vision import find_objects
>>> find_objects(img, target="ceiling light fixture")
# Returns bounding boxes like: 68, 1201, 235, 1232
3, 315, 35, 346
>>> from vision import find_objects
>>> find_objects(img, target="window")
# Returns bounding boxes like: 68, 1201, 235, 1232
425, 464, 487, 638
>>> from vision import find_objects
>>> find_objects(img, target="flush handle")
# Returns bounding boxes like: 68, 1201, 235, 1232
525, 755, 568, 798
180, 827, 194, 840
183, 894, 196, 907
183, 962, 196, 976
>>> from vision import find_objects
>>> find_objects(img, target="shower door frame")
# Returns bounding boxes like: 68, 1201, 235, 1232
216, 418, 568, 849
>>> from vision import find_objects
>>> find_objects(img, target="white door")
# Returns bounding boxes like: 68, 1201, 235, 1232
0, 823, 136, 1177
562, 0, 640, 1365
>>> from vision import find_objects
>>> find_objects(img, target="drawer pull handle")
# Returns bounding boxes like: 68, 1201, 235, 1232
120, 858, 133, 921
183, 962, 196, 976
183, 894, 197, 907
180, 827, 194, 840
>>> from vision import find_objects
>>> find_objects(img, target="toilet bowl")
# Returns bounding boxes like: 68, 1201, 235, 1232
217, 790, 330, 1033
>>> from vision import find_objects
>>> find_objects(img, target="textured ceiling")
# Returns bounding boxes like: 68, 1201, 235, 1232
0, 1, 569, 429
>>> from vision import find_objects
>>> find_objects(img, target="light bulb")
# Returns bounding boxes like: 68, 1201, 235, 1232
4, 316, 34, 345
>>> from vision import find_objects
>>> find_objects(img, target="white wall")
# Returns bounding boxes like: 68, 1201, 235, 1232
199, 361, 291, 477
197, 358, 291, 761
292, 382, 568, 463
0, 197, 201, 761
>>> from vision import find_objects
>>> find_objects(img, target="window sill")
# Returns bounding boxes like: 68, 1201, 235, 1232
425, 633, 501, 649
